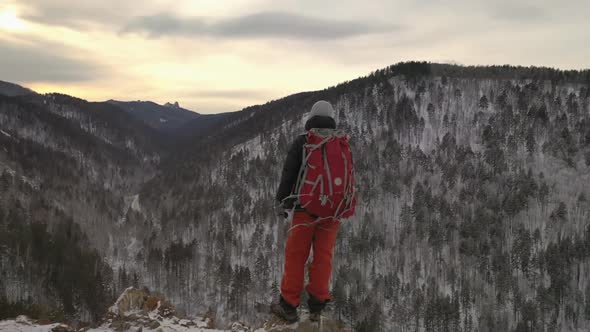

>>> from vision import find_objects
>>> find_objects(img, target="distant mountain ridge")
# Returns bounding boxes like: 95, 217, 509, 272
107, 99, 233, 141
0, 80, 208, 136
0, 80, 34, 97
0, 78, 234, 142
108, 99, 200, 133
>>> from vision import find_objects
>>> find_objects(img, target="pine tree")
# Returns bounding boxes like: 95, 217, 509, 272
479, 95, 489, 110
526, 128, 536, 154
549, 202, 567, 224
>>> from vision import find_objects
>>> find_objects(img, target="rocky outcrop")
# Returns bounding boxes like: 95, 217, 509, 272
108, 287, 174, 317
102, 287, 214, 331
0, 315, 74, 332
263, 313, 349, 332
0, 288, 350, 332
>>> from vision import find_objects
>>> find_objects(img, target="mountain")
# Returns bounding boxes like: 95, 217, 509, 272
0, 92, 167, 322
108, 99, 235, 141
0, 80, 34, 97
136, 62, 590, 330
1, 62, 590, 331
174, 112, 236, 140
108, 100, 201, 134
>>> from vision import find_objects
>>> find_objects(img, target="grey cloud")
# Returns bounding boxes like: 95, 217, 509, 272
22, 4, 96, 29
490, 3, 547, 22
122, 13, 206, 37
0, 40, 104, 83
190, 89, 271, 100
122, 11, 399, 40
23, 12, 98, 29
18, 0, 135, 29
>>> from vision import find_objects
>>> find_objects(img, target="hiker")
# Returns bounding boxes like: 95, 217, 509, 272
272, 100, 356, 322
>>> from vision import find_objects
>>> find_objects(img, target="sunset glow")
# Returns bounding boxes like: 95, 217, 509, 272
0, 9, 26, 30
1, 0, 589, 113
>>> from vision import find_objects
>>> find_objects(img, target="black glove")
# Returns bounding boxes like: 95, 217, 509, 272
275, 205, 288, 218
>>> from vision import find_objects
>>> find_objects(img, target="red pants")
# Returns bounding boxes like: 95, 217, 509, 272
280, 212, 340, 307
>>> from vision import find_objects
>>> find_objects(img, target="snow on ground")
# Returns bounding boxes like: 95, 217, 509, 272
0, 312, 346, 332
0, 316, 66, 332
0, 164, 16, 176
87, 318, 228, 332
230, 134, 265, 160
0, 130, 11, 138
116, 194, 141, 226
130, 194, 141, 212
0, 314, 229, 332
0, 163, 39, 189
126, 237, 141, 260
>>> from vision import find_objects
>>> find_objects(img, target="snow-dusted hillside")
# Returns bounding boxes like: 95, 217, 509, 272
136, 64, 590, 331
0, 92, 166, 321
1, 63, 590, 331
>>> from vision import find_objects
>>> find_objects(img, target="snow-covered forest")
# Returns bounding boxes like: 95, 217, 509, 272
1, 63, 590, 331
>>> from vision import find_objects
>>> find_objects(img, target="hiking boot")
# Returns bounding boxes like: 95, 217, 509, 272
270, 297, 298, 323
307, 292, 328, 322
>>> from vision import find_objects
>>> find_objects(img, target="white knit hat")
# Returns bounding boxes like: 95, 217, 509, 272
309, 100, 335, 119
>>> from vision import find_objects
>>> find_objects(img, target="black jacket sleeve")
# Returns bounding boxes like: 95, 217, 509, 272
276, 135, 306, 208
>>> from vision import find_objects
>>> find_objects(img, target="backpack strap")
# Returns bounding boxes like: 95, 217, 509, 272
322, 144, 334, 197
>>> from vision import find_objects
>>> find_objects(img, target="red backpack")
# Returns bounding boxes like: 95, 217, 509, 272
296, 128, 356, 219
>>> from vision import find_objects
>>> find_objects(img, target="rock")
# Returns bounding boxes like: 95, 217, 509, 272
142, 295, 160, 312
148, 320, 161, 329
263, 313, 349, 332
156, 300, 175, 318
110, 287, 149, 316
35, 319, 55, 325
109, 287, 176, 319
109, 319, 131, 331
202, 309, 216, 328
15, 315, 29, 324
230, 321, 252, 331
51, 324, 76, 332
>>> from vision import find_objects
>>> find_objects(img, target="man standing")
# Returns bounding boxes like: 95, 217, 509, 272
272, 100, 356, 322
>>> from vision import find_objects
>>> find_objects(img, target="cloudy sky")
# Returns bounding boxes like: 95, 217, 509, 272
0, 0, 588, 113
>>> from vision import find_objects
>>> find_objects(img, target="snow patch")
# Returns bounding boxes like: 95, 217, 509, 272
117, 194, 142, 226
0, 316, 228, 332
126, 237, 141, 261
131, 194, 141, 212
0, 165, 15, 176
0, 316, 65, 332
230, 135, 264, 160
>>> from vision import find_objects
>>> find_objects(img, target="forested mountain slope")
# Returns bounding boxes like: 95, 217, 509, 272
0, 93, 165, 321
0, 81, 34, 97
1, 62, 590, 331
108, 100, 200, 134
135, 63, 590, 331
